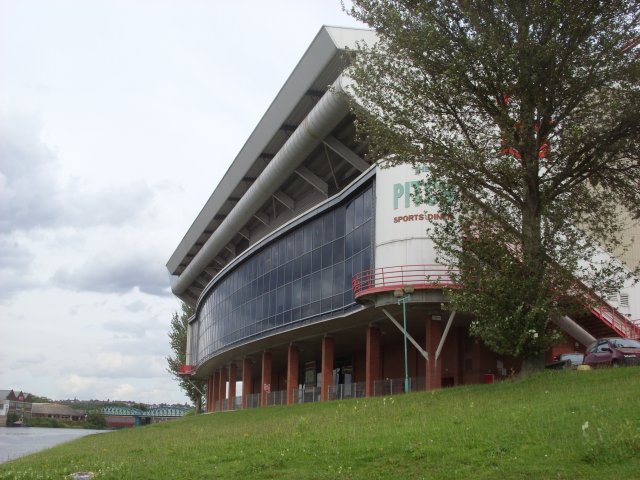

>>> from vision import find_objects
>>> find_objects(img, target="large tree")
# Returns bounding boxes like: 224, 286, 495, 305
347, 1, 640, 361
167, 302, 206, 411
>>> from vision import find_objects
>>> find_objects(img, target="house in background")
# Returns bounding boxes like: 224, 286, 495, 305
0, 390, 33, 425
31, 403, 85, 422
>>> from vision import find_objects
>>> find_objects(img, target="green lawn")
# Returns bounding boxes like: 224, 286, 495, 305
2, 368, 639, 479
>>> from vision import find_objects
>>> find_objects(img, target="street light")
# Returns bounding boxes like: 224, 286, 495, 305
395, 287, 413, 393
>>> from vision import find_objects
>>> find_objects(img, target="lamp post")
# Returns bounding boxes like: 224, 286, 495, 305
396, 292, 412, 393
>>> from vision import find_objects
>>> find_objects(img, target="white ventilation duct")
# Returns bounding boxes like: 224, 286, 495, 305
172, 76, 352, 298
552, 316, 596, 347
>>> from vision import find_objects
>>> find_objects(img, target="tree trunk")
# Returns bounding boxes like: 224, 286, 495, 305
520, 353, 545, 377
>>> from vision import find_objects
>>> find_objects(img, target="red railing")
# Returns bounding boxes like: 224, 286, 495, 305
178, 365, 196, 376
579, 287, 640, 339
352, 264, 460, 299
352, 264, 640, 339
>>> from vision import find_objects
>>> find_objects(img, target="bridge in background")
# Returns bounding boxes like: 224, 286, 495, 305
101, 405, 192, 428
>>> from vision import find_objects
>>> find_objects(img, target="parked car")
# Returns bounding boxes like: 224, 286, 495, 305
583, 338, 640, 368
545, 352, 584, 370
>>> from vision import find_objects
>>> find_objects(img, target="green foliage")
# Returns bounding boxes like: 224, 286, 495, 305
85, 410, 107, 430
347, 0, 640, 358
24, 417, 64, 428
166, 302, 205, 412
2, 368, 640, 479
30, 395, 52, 403
5, 412, 20, 425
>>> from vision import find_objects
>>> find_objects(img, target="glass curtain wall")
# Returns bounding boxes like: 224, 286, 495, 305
195, 183, 374, 364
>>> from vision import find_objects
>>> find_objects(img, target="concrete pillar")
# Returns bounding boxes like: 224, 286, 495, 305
205, 376, 210, 412
212, 370, 220, 413
321, 336, 334, 401
208, 375, 215, 412
261, 351, 272, 407
218, 367, 227, 412
204, 377, 211, 412
227, 364, 237, 411
242, 358, 252, 409
286, 344, 300, 405
426, 318, 442, 390
365, 325, 381, 397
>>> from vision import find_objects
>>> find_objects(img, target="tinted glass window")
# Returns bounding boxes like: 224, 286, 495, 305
193, 183, 374, 362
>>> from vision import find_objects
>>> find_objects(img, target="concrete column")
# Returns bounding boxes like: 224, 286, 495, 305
208, 375, 215, 412
204, 377, 211, 412
261, 351, 272, 407
242, 358, 252, 409
365, 326, 381, 397
218, 367, 227, 412
212, 370, 220, 413
227, 364, 237, 411
426, 318, 442, 390
286, 344, 300, 405
321, 336, 334, 401
205, 376, 210, 412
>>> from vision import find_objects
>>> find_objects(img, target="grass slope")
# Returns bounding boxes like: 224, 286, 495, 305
1, 368, 639, 479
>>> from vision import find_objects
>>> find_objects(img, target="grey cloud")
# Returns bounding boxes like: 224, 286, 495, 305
0, 237, 41, 300
51, 251, 172, 297
70, 352, 166, 379
0, 112, 156, 233
0, 115, 61, 231
102, 319, 154, 336
8, 353, 49, 372
0, 236, 33, 270
60, 180, 156, 228
124, 300, 149, 313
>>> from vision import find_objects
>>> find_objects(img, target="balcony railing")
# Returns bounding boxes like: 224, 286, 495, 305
582, 289, 640, 339
352, 264, 639, 339
352, 264, 460, 299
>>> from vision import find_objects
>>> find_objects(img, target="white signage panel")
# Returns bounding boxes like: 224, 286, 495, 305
374, 163, 445, 269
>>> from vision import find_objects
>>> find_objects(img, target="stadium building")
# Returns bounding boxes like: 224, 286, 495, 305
167, 26, 640, 412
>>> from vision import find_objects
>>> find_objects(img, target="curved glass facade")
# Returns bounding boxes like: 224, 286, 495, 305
193, 182, 374, 365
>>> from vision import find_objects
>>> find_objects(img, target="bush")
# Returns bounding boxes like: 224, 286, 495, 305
6, 412, 20, 425
85, 411, 107, 429
26, 417, 65, 428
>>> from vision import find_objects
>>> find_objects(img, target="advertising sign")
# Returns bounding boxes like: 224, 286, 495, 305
375, 163, 445, 269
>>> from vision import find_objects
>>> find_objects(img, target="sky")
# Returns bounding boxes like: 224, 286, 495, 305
0, 0, 365, 405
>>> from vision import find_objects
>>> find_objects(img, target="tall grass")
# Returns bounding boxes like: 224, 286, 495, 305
1, 368, 639, 479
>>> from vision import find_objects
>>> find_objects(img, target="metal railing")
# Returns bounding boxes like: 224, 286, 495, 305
575, 284, 640, 339
372, 376, 427, 396
352, 264, 460, 299
589, 301, 640, 339
234, 379, 428, 410
352, 264, 639, 339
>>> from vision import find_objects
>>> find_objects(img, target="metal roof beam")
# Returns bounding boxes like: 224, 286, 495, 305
239, 229, 251, 241
212, 257, 226, 268
273, 191, 295, 211
295, 166, 328, 197
323, 135, 369, 172
169, 75, 351, 296
253, 211, 270, 226
204, 268, 218, 277
183, 290, 198, 303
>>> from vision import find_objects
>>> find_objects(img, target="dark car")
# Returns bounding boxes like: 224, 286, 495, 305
583, 338, 640, 368
545, 352, 584, 370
